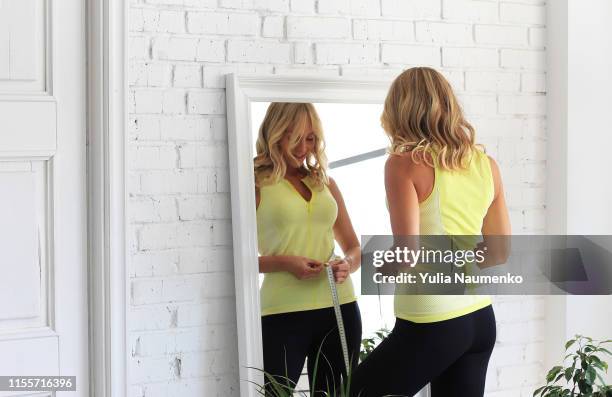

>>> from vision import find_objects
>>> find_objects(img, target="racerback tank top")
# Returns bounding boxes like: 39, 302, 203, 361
257, 174, 356, 316
394, 148, 494, 323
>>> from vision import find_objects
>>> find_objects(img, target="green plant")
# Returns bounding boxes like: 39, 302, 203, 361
534, 335, 612, 397
360, 328, 390, 362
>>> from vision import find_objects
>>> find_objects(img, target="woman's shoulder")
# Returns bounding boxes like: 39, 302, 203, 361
385, 150, 432, 177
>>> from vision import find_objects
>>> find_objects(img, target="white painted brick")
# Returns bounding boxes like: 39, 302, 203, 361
274, 65, 339, 76
176, 299, 236, 327
132, 250, 179, 277
254, 0, 289, 12
132, 279, 163, 304
219, 0, 253, 8
475, 25, 527, 46
129, 355, 173, 383
130, 116, 161, 141
173, 64, 202, 88
443, 0, 498, 23
128, 305, 176, 331
472, 117, 524, 139
458, 94, 497, 116
187, 91, 226, 114
129, 36, 150, 59
139, 221, 213, 250
130, 145, 177, 169
227, 40, 291, 63
211, 194, 232, 219
184, 0, 217, 6
195, 39, 226, 62
178, 196, 212, 220
353, 20, 414, 41
497, 363, 542, 389
415, 22, 472, 44
162, 90, 186, 114
135, 89, 163, 113
440, 69, 464, 91
141, 9, 160, 31
315, 43, 378, 65
131, 62, 172, 87
262, 16, 285, 38
498, 95, 546, 115
286, 16, 351, 39
139, 170, 202, 194
179, 144, 228, 168
442, 47, 498, 68
214, 167, 231, 192
154, 10, 185, 33
129, 62, 146, 86
465, 71, 520, 92
500, 3, 545, 25
381, 0, 441, 19
294, 42, 313, 64
129, 8, 144, 32
381, 44, 440, 66
130, 196, 178, 223
489, 343, 525, 366
153, 37, 197, 61
187, 12, 258, 36
144, 0, 182, 4
291, 0, 314, 13
529, 27, 546, 47
160, 116, 209, 140
523, 341, 545, 364
521, 72, 546, 93
212, 220, 233, 246
318, 0, 381, 16
202, 64, 274, 88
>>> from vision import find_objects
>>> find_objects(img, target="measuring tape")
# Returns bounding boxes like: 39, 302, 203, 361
325, 255, 350, 374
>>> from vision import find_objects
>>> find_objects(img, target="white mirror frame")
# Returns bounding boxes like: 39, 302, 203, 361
225, 74, 393, 397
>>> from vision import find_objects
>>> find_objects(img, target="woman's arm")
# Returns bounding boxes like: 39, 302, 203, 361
478, 156, 512, 267
385, 155, 421, 260
328, 178, 361, 283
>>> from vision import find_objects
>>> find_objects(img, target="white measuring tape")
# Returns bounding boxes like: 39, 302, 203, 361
324, 255, 351, 374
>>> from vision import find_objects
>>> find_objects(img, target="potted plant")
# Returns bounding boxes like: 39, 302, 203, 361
534, 335, 612, 397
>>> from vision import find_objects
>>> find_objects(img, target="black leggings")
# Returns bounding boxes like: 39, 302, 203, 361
350, 305, 496, 397
262, 302, 362, 396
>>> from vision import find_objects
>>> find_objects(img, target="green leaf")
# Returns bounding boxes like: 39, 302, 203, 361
548, 366, 564, 383
586, 367, 597, 385
565, 367, 574, 382
566, 339, 578, 351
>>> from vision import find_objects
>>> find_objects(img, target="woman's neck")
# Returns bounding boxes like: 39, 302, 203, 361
285, 165, 305, 178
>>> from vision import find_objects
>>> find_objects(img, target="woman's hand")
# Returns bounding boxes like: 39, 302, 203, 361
329, 258, 351, 283
285, 256, 323, 280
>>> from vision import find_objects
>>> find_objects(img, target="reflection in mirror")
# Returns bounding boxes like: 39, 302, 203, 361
250, 102, 425, 396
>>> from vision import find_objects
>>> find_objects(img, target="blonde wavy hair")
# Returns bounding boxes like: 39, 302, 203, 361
254, 103, 328, 188
381, 67, 481, 170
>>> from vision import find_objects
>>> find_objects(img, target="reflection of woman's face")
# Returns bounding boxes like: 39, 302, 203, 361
280, 119, 316, 169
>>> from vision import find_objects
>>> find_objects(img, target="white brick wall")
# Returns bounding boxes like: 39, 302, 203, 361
128, 0, 549, 395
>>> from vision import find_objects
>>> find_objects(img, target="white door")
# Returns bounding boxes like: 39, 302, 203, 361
0, 0, 88, 395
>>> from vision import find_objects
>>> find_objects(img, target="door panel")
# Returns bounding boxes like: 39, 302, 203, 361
0, 0, 88, 395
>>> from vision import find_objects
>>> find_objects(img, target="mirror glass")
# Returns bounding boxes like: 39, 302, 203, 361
250, 101, 424, 394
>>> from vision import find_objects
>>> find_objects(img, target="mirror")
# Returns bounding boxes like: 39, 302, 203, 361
250, 101, 402, 393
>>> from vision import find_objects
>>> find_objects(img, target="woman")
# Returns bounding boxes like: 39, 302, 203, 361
351, 67, 511, 397
255, 103, 362, 395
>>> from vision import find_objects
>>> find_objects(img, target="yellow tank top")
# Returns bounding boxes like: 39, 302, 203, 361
257, 175, 356, 316
394, 148, 494, 323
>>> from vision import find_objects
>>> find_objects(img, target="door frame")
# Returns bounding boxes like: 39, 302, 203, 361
87, 0, 128, 396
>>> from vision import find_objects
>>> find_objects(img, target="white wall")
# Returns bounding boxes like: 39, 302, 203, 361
547, 0, 612, 385
127, 1, 549, 396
